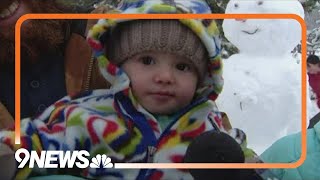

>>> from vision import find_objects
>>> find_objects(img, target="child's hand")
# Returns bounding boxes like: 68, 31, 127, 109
0, 144, 16, 179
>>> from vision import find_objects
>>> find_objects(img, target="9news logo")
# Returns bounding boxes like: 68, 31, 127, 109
15, 148, 113, 169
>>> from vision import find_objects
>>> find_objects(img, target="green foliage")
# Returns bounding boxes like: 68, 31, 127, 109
302, 0, 320, 11
55, 0, 121, 12
205, 0, 228, 13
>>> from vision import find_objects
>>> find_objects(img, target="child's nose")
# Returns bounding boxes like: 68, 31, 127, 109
154, 69, 175, 85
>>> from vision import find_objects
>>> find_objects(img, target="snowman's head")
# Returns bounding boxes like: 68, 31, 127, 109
222, 0, 304, 57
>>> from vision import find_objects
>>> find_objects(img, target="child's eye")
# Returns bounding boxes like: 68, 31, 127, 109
176, 63, 191, 72
140, 56, 155, 65
257, 1, 263, 5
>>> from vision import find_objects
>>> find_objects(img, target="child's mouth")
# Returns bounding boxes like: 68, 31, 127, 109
149, 92, 175, 101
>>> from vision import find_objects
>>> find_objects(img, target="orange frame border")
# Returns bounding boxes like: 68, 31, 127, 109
15, 13, 307, 169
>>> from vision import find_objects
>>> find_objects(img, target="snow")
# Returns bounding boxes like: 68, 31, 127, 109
222, 0, 304, 56
217, 0, 319, 154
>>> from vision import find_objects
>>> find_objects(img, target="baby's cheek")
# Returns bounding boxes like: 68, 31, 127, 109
178, 87, 196, 103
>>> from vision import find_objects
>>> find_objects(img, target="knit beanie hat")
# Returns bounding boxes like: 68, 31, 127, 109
104, 20, 208, 80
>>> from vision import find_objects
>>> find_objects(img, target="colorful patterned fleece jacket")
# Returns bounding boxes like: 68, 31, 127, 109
0, 0, 258, 179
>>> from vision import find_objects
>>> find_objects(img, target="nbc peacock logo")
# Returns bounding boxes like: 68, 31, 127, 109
90, 154, 114, 168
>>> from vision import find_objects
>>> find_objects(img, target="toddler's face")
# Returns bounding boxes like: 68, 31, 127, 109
307, 63, 320, 74
122, 51, 198, 115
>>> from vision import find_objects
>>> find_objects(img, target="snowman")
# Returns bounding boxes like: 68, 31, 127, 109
216, 0, 318, 154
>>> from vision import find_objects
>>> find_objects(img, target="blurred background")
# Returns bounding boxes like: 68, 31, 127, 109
56, 0, 319, 57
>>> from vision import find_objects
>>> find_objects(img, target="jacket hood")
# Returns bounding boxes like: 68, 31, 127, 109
87, 0, 223, 101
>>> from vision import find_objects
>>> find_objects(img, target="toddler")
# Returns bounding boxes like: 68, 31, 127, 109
0, 0, 259, 179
